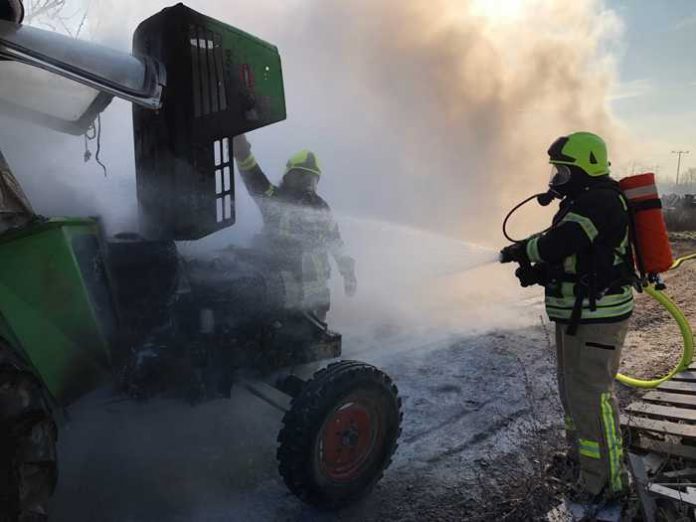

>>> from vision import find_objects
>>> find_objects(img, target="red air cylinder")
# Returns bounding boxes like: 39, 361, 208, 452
619, 173, 673, 274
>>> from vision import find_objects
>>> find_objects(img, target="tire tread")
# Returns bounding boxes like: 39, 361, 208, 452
277, 360, 402, 508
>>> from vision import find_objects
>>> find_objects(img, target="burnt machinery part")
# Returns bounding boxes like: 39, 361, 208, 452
277, 361, 402, 508
107, 238, 294, 336
0, 340, 57, 521
183, 249, 290, 321
105, 235, 180, 351
132, 4, 286, 241
109, 239, 342, 398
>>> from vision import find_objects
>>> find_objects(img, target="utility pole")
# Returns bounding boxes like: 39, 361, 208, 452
672, 150, 690, 185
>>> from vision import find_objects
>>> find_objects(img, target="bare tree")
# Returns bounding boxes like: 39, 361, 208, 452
25, 0, 65, 27
23, 0, 105, 174
24, 0, 89, 38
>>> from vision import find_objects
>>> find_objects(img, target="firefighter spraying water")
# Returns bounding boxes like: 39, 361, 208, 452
501, 132, 635, 514
499, 131, 696, 519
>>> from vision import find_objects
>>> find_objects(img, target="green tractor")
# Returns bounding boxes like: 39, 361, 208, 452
0, 4, 402, 520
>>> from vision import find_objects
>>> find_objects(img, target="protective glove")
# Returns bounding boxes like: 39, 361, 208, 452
515, 263, 548, 288
232, 134, 252, 161
500, 242, 529, 264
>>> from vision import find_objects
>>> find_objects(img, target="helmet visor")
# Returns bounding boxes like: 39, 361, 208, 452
549, 164, 572, 188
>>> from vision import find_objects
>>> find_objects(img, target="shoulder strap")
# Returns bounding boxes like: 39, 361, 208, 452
595, 181, 645, 286
579, 180, 643, 289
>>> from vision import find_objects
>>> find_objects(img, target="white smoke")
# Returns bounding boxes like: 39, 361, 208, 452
69, 0, 628, 236
0, 0, 632, 334
1, 4, 639, 516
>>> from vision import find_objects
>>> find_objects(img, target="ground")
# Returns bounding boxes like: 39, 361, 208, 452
47, 235, 696, 521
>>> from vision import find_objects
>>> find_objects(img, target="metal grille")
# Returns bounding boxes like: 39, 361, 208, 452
213, 137, 233, 223
133, 4, 285, 239
190, 25, 228, 118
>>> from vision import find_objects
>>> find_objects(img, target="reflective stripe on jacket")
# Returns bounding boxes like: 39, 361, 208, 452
236, 154, 353, 308
527, 180, 634, 324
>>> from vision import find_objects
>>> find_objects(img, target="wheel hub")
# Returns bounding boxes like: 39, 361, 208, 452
341, 425, 360, 448
320, 401, 379, 482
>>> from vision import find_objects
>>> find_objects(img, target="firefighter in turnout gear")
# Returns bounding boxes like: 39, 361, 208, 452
232, 134, 356, 321
501, 132, 632, 506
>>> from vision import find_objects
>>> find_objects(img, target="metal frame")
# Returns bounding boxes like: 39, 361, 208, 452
0, 19, 164, 109
0, 18, 164, 134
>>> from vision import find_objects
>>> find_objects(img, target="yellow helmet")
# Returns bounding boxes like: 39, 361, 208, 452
284, 149, 322, 177
548, 132, 610, 177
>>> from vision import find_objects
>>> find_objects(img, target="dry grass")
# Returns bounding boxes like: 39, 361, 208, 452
462, 339, 569, 521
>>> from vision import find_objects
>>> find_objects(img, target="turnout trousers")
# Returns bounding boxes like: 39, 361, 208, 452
555, 320, 629, 496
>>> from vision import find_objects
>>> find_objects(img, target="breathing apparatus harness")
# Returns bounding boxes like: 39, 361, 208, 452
503, 182, 640, 336
503, 173, 696, 389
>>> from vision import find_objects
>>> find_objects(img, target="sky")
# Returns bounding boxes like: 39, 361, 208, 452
607, 0, 696, 181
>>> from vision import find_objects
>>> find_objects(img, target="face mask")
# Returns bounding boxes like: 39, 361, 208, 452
548, 164, 572, 189
282, 170, 318, 193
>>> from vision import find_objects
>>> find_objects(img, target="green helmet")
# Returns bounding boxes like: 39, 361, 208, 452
547, 131, 610, 176
284, 149, 322, 177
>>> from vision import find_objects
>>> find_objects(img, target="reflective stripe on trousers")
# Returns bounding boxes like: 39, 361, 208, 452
601, 392, 625, 493
579, 438, 600, 459
555, 320, 629, 495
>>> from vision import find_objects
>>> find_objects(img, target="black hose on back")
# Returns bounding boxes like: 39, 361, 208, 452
502, 193, 552, 243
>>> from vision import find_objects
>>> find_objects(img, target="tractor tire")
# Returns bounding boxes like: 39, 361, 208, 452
0, 344, 57, 522
277, 360, 402, 508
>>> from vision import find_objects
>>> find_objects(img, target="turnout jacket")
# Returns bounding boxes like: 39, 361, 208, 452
526, 179, 634, 324
236, 153, 354, 307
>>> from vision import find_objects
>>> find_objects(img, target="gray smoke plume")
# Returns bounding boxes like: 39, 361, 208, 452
80, 0, 627, 240
0, 0, 631, 333
3, 0, 628, 237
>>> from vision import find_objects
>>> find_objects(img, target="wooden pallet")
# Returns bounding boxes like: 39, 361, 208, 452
621, 367, 696, 522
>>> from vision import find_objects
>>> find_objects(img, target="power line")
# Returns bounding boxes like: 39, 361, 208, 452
672, 150, 690, 185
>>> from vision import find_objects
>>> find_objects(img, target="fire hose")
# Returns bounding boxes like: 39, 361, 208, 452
616, 254, 696, 389
671, 251, 696, 270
